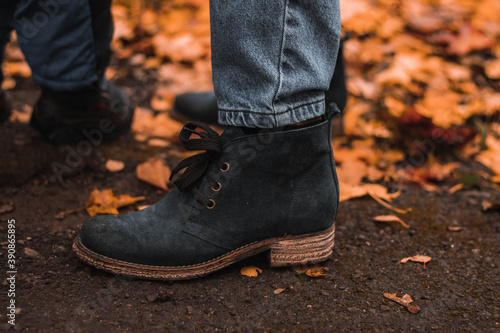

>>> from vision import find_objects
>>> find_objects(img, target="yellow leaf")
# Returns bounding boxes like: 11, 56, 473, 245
85, 189, 145, 217
240, 266, 262, 277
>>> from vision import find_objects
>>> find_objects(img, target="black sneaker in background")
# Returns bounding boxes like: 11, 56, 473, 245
29, 79, 134, 144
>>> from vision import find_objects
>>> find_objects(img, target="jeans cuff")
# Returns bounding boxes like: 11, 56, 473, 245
218, 98, 326, 128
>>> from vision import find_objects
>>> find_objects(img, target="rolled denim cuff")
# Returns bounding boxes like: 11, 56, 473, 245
218, 96, 326, 128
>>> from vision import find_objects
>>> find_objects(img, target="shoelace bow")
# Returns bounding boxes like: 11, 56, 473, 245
169, 122, 224, 207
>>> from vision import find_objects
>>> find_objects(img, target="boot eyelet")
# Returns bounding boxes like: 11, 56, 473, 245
211, 182, 222, 192
206, 199, 216, 209
220, 162, 230, 172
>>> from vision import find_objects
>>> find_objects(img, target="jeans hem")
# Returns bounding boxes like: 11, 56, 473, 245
218, 98, 325, 128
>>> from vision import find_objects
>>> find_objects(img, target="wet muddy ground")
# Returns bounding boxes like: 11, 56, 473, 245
0, 78, 499, 332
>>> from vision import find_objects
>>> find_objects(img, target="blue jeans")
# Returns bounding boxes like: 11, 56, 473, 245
1, 0, 340, 128
211, 0, 341, 127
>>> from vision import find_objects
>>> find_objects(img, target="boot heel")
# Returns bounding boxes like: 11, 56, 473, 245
268, 226, 335, 267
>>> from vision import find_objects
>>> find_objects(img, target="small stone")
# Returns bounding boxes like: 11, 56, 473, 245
24, 247, 43, 259
0, 202, 14, 214
347, 307, 358, 312
146, 294, 157, 303
186, 306, 193, 314
380, 305, 391, 311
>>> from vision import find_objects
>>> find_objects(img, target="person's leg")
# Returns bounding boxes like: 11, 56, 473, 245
211, 0, 340, 128
75, 0, 341, 280
173, 38, 347, 125
0, 0, 16, 122
13, 0, 132, 143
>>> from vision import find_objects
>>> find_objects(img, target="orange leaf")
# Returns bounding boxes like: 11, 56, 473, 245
401, 255, 432, 266
136, 158, 171, 190
105, 159, 125, 172
373, 215, 409, 228
383, 293, 421, 314
240, 266, 262, 277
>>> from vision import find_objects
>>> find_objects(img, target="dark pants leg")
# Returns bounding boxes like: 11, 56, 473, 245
13, 0, 112, 92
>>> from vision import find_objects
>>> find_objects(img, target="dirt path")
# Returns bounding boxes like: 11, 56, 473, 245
1, 80, 499, 332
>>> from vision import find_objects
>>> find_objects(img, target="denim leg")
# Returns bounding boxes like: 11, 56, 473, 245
210, 0, 341, 128
13, 0, 112, 92
0, 0, 17, 87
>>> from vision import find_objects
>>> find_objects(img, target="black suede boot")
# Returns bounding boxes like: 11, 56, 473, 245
29, 79, 134, 144
74, 105, 340, 280
172, 39, 348, 124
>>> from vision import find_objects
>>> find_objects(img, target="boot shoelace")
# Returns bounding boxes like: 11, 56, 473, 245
169, 122, 229, 209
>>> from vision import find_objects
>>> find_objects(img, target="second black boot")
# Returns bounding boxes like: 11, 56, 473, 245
29, 79, 134, 144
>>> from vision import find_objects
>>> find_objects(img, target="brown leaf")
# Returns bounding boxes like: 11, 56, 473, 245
401, 255, 432, 267
136, 158, 171, 190
105, 159, 125, 172
373, 215, 409, 228
240, 266, 262, 277
85, 189, 145, 217
384, 293, 421, 314
274, 288, 286, 295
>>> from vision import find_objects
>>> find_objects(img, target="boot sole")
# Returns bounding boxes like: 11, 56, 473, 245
73, 226, 335, 281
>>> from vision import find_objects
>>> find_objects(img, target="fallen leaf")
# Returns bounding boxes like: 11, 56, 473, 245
445, 24, 495, 56
136, 158, 171, 190
85, 189, 145, 217
401, 255, 432, 268
482, 200, 500, 212
105, 159, 125, 172
476, 136, 500, 177
339, 182, 401, 202
448, 184, 464, 193
294, 265, 328, 278
148, 138, 170, 147
54, 207, 85, 219
137, 205, 150, 211
274, 288, 286, 295
369, 193, 412, 214
383, 293, 421, 314
373, 215, 409, 228
447, 226, 463, 232
240, 266, 262, 277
